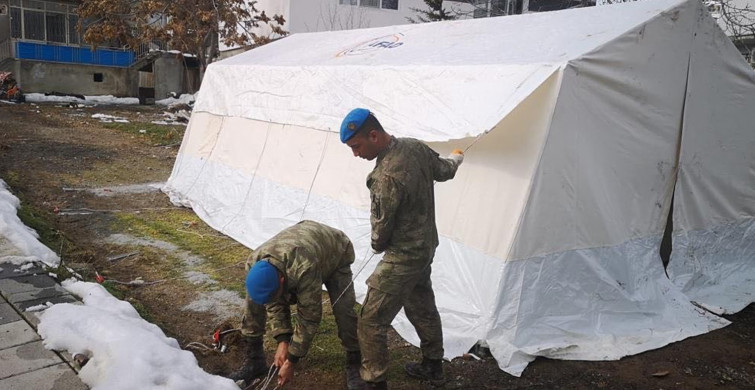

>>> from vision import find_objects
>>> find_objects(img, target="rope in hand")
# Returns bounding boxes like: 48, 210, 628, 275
247, 364, 280, 390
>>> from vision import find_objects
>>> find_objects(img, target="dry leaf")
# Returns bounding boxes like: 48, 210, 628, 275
651, 370, 670, 377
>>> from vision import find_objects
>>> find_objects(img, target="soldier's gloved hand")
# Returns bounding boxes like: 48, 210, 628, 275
449, 149, 464, 165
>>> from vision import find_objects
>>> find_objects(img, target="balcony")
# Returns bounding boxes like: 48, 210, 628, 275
13, 40, 136, 67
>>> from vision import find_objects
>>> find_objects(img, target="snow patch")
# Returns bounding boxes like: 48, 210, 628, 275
91, 113, 129, 123
25, 93, 140, 105
0, 179, 60, 267
38, 280, 238, 390
26, 302, 54, 312
156, 94, 195, 106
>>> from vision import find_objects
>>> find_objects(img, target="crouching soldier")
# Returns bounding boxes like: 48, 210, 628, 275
228, 220, 365, 389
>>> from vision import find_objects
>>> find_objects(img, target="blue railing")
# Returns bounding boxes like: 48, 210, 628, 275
15, 41, 135, 67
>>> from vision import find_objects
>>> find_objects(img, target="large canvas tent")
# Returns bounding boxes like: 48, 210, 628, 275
164, 0, 755, 375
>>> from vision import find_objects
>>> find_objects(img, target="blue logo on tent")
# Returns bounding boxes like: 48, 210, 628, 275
337, 33, 405, 57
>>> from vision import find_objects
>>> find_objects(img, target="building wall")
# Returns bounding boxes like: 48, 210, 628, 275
15, 60, 136, 96
251, 0, 473, 36
0, 1, 9, 42
154, 55, 183, 100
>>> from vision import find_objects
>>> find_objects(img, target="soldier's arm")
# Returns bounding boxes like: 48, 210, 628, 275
286, 266, 323, 361
371, 176, 403, 252
429, 146, 460, 182
266, 298, 293, 342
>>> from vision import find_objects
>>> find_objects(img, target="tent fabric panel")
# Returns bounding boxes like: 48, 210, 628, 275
432, 69, 562, 259
483, 235, 730, 376
668, 4, 755, 314
669, 218, 755, 315
510, 0, 697, 260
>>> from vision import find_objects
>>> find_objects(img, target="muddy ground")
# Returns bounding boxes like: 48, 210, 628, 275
0, 102, 753, 390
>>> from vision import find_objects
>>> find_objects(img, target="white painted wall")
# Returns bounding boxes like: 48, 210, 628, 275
253, 0, 475, 34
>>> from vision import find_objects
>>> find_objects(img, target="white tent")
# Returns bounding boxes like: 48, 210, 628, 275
164, 0, 755, 376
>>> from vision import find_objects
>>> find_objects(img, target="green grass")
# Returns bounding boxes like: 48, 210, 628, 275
111, 209, 251, 293
102, 281, 156, 323
103, 122, 185, 146
17, 202, 64, 251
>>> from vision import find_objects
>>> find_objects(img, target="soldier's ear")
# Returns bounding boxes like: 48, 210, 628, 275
367, 129, 379, 143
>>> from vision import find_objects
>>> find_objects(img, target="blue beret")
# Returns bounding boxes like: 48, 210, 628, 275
340, 108, 371, 143
246, 261, 280, 304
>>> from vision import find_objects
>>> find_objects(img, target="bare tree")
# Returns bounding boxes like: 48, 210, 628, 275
77, 0, 287, 80
714, 0, 755, 62
304, 2, 371, 31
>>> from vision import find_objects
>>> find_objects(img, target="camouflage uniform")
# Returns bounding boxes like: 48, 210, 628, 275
359, 137, 460, 383
241, 220, 360, 360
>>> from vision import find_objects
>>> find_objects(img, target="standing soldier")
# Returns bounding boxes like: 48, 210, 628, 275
340, 108, 464, 389
228, 220, 365, 389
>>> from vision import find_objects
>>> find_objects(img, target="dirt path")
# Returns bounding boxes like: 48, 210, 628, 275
0, 102, 753, 390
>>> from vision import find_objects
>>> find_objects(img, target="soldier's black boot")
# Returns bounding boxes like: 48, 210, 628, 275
228, 337, 267, 386
405, 358, 443, 381
364, 381, 388, 389
345, 350, 367, 390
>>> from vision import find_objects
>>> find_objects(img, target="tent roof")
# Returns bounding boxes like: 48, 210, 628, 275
196, 0, 689, 141
220, 0, 683, 67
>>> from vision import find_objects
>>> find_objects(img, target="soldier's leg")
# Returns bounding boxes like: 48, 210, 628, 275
229, 294, 268, 384
403, 265, 444, 360
358, 286, 406, 383
241, 293, 267, 338
325, 265, 360, 352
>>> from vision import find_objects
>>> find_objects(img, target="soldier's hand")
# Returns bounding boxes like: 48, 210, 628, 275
274, 342, 289, 367
278, 359, 295, 386
449, 149, 464, 165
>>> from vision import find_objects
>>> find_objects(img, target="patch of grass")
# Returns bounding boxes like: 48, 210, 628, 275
306, 293, 348, 374
3, 171, 21, 188
60, 157, 171, 187
104, 122, 184, 146
16, 201, 68, 255
111, 209, 251, 291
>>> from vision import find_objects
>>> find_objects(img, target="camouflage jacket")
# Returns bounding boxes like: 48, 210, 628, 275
367, 136, 459, 263
246, 220, 353, 359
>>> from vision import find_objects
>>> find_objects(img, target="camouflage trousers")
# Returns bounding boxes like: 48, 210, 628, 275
358, 258, 444, 383
240, 250, 360, 353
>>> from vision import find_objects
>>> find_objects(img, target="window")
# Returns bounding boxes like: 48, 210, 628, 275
381, 0, 398, 10
68, 14, 79, 44
24, 9, 45, 41
10, 7, 22, 38
93, 73, 103, 82
339, 0, 357, 4
46, 12, 66, 43
9, 0, 87, 45
491, 0, 506, 16
361, 0, 379, 8
473, 0, 488, 18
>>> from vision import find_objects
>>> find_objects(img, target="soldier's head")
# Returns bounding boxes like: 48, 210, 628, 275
245, 260, 285, 304
340, 108, 391, 161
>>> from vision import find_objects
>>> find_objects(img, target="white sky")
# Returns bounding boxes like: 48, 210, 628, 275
0, 179, 240, 390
